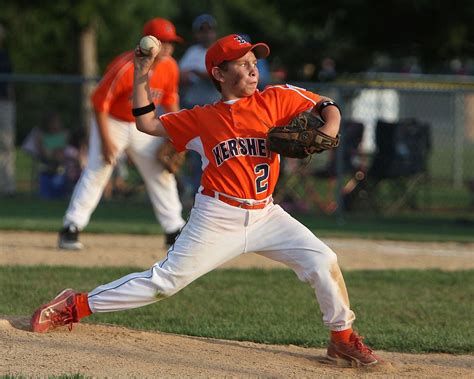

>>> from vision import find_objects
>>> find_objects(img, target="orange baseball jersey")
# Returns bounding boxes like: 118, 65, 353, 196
160, 84, 321, 200
91, 51, 179, 122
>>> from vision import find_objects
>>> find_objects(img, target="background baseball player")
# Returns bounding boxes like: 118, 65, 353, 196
58, 18, 186, 250
32, 34, 380, 367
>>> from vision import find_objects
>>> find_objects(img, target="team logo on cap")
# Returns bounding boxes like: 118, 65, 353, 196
234, 35, 248, 45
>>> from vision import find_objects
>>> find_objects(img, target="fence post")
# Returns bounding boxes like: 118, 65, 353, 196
79, 20, 98, 133
453, 94, 464, 188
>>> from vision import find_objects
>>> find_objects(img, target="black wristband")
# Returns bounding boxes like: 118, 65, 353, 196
132, 103, 156, 117
317, 100, 341, 121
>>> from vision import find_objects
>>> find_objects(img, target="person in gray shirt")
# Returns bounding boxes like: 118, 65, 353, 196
179, 14, 220, 108
179, 14, 221, 196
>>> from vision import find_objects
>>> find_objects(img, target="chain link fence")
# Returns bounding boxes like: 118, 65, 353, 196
286, 77, 474, 215
1, 73, 473, 215
298, 79, 474, 181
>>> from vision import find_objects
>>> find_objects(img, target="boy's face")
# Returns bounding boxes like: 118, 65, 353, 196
155, 42, 175, 61
220, 50, 259, 98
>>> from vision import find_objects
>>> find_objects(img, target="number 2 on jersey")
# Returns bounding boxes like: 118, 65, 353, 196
254, 163, 269, 193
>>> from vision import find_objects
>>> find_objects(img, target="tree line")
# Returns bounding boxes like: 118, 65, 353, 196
2, 0, 473, 79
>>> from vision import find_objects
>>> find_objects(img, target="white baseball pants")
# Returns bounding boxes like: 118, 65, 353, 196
63, 116, 185, 234
88, 193, 355, 331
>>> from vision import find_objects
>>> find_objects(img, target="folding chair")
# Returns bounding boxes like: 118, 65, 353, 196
343, 118, 431, 213
311, 120, 366, 213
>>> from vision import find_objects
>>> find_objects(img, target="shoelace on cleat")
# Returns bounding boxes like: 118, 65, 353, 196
65, 303, 76, 331
47, 303, 76, 331
352, 335, 373, 354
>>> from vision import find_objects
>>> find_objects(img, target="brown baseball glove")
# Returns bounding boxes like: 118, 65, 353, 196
267, 112, 340, 159
156, 140, 186, 174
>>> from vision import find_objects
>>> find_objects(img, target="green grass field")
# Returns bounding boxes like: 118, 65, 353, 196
1, 194, 473, 242
1, 266, 473, 354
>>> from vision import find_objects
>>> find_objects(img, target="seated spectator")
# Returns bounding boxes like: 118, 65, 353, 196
22, 112, 85, 199
318, 57, 337, 82
63, 127, 87, 193
36, 112, 67, 172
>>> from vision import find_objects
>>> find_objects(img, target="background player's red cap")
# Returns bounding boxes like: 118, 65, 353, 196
205, 34, 270, 78
142, 18, 184, 43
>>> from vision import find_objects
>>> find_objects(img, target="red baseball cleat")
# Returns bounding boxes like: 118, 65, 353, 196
30, 289, 80, 333
327, 332, 380, 367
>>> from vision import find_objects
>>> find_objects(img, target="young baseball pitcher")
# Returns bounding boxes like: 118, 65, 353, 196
58, 18, 185, 250
31, 34, 380, 367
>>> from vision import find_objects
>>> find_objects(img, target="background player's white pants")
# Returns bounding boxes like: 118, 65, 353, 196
88, 194, 355, 331
63, 117, 185, 234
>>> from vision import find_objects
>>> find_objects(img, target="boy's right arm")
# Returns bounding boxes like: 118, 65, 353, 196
132, 45, 169, 138
95, 110, 118, 165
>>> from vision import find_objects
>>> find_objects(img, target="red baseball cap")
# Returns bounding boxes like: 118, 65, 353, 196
142, 18, 183, 43
205, 34, 270, 78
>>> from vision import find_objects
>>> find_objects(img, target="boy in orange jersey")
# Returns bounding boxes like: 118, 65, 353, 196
32, 35, 380, 367
58, 18, 185, 250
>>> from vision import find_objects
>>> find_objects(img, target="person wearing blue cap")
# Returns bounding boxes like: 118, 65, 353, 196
180, 14, 220, 108
179, 14, 221, 197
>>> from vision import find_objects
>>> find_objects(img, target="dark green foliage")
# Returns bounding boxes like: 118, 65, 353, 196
1, 1, 473, 75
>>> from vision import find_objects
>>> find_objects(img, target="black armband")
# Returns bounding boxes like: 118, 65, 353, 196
132, 103, 156, 117
317, 100, 341, 121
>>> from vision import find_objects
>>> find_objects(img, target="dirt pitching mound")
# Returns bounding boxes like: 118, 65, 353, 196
1, 316, 473, 378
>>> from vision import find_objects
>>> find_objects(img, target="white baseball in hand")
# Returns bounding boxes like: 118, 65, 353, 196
139, 35, 161, 55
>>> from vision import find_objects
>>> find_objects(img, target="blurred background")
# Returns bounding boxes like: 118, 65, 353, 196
1, 0, 473, 229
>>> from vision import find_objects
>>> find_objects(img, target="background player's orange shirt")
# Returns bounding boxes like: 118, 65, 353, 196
91, 51, 179, 122
160, 84, 321, 200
